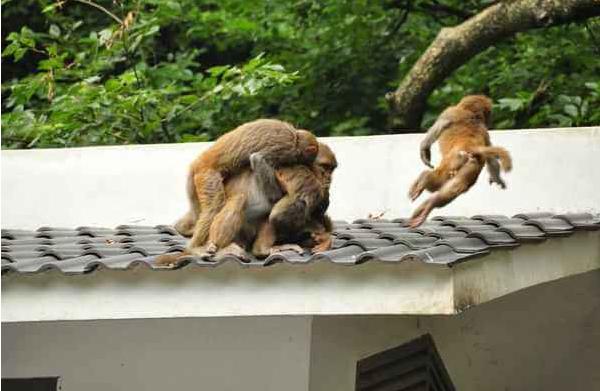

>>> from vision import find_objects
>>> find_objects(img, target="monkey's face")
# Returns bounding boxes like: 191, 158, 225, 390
314, 144, 338, 190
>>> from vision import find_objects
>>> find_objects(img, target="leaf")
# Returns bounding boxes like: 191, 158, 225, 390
49, 25, 61, 38
563, 104, 578, 118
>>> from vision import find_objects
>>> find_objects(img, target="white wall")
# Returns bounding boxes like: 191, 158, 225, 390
308, 270, 600, 391
2, 127, 599, 229
2, 316, 312, 391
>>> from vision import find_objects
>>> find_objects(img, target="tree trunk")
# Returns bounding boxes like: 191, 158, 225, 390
386, 0, 600, 130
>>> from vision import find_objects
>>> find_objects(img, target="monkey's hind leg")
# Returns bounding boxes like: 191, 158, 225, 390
216, 243, 251, 262
408, 161, 480, 227
408, 169, 445, 201
187, 170, 226, 256
174, 210, 196, 238
207, 193, 246, 251
252, 221, 277, 258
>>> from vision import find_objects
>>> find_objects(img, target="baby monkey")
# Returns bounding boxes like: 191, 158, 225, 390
408, 95, 512, 227
176, 119, 319, 255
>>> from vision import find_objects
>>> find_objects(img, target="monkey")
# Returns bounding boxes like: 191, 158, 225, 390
407, 95, 512, 227
251, 143, 337, 257
156, 142, 337, 266
174, 119, 319, 256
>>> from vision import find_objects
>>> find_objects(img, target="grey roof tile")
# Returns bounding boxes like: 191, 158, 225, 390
554, 213, 600, 230
466, 231, 519, 247
88, 252, 150, 270
496, 224, 547, 241
513, 212, 554, 220
265, 251, 312, 265
310, 245, 366, 265
1, 213, 597, 275
454, 224, 498, 234
439, 218, 487, 227
435, 237, 489, 253
471, 214, 510, 221
2, 250, 43, 261
2, 238, 53, 247
1, 229, 38, 240
344, 238, 394, 251
356, 222, 403, 230
475, 216, 525, 226
40, 248, 88, 260
400, 245, 486, 265
352, 218, 391, 224
523, 218, 574, 236
335, 231, 381, 240
378, 231, 424, 241
357, 244, 414, 263
424, 230, 469, 239
393, 236, 440, 250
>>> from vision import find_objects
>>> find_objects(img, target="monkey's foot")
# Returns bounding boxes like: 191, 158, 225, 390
408, 184, 424, 202
187, 245, 217, 260
269, 244, 304, 255
489, 176, 507, 189
217, 243, 250, 261
155, 253, 183, 268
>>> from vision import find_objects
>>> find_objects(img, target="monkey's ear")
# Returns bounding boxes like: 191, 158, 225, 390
305, 144, 318, 157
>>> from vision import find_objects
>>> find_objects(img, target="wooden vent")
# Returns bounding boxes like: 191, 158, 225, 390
355, 334, 455, 391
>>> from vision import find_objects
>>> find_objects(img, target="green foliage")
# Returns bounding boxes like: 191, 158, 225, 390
2, 0, 599, 148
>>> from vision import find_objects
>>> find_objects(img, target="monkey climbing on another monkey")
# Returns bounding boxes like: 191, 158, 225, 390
156, 142, 337, 266
407, 95, 512, 228
173, 119, 320, 256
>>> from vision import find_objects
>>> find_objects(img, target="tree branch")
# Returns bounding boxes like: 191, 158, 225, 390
386, 0, 600, 130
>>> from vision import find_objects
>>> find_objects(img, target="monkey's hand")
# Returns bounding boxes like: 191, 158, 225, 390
311, 232, 332, 253
419, 143, 433, 168
269, 244, 304, 255
249, 152, 265, 171
489, 175, 507, 189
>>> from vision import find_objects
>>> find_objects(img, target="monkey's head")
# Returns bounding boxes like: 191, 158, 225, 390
313, 142, 338, 190
459, 95, 493, 127
296, 129, 319, 164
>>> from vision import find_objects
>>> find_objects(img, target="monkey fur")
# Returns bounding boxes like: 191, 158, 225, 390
176, 119, 319, 256
408, 95, 512, 227
156, 142, 337, 266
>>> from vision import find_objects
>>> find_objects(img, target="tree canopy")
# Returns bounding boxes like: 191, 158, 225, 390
2, 0, 599, 149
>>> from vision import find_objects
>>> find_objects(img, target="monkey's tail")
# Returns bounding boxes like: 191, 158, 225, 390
475, 146, 512, 172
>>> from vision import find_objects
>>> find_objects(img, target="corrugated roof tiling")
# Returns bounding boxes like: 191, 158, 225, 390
1, 212, 598, 275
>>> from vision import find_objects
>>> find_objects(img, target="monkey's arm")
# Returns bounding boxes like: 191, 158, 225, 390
250, 153, 284, 203
481, 132, 506, 189
420, 108, 453, 168
485, 157, 506, 188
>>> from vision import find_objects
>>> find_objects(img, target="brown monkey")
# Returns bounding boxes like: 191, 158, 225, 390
175, 119, 319, 255
157, 142, 337, 266
407, 95, 512, 227
251, 143, 337, 257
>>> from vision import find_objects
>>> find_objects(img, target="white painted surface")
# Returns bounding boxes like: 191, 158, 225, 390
1, 127, 599, 229
309, 270, 600, 391
2, 272, 598, 391
2, 232, 598, 322
1, 261, 455, 322
2, 316, 313, 391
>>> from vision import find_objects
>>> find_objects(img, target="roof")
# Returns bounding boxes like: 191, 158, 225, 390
3, 212, 598, 276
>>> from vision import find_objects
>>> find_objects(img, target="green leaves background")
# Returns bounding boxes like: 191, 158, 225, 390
2, 0, 599, 148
